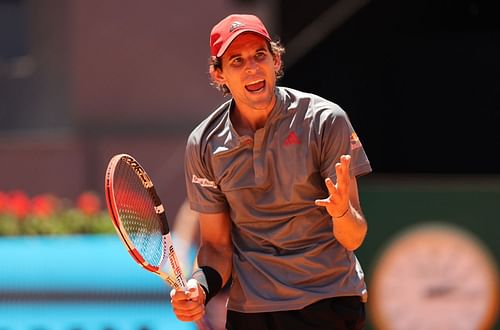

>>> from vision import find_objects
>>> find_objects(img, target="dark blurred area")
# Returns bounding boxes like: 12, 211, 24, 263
280, 0, 500, 174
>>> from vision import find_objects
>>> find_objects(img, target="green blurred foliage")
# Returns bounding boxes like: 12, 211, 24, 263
0, 210, 114, 236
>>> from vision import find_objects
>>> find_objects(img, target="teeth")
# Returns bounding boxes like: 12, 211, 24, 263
247, 79, 263, 85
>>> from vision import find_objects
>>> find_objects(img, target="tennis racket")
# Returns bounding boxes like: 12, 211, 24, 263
105, 153, 211, 329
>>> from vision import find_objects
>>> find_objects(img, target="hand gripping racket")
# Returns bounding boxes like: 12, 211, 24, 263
105, 153, 211, 329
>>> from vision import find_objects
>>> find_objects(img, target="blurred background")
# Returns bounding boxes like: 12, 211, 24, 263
0, 0, 498, 329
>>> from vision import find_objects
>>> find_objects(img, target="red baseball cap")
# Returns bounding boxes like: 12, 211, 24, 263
210, 14, 271, 58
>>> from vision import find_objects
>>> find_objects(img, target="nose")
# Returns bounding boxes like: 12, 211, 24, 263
245, 57, 258, 73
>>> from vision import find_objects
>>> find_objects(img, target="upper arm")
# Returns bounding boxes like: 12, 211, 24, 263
198, 211, 231, 248
185, 135, 228, 214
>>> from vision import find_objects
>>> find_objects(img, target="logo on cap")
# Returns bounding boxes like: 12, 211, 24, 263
229, 21, 244, 32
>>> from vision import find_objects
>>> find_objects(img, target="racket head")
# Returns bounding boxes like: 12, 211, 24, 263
105, 153, 182, 288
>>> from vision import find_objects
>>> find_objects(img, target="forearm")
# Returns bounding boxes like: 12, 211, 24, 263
188, 209, 232, 306
332, 202, 367, 251
196, 241, 232, 286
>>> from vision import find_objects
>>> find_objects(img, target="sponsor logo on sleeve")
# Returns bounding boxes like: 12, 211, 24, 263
192, 175, 218, 189
350, 132, 362, 150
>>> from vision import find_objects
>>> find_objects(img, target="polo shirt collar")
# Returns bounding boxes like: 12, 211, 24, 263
224, 87, 290, 134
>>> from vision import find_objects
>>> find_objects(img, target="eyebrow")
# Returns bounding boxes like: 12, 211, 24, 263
227, 47, 268, 61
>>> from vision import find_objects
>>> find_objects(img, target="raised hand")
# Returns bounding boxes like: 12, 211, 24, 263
315, 155, 352, 218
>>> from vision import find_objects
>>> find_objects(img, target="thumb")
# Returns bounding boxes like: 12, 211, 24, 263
169, 288, 177, 299
315, 198, 329, 207
186, 278, 200, 300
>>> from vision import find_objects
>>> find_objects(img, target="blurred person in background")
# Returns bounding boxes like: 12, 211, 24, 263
171, 14, 371, 330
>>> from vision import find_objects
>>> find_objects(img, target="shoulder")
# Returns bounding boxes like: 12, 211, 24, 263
278, 87, 348, 125
186, 99, 232, 151
278, 87, 345, 116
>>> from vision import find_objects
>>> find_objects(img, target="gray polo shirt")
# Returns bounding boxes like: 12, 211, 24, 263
185, 87, 371, 313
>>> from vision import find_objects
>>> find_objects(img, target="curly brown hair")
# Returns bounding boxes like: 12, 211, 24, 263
208, 40, 285, 96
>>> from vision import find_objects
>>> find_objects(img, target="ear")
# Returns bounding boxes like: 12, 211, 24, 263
210, 65, 226, 86
273, 54, 282, 73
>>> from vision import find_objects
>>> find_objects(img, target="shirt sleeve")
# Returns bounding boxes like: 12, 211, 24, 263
184, 133, 229, 214
319, 105, 372, 181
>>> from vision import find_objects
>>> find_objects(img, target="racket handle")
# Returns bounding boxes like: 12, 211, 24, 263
187, 279, 214, 330
195, 318, 213, 330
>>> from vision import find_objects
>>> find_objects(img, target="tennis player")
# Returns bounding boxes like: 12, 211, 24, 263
171, 14, 371, 330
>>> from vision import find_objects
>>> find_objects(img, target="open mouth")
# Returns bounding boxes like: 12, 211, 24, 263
245, 80, 265, 92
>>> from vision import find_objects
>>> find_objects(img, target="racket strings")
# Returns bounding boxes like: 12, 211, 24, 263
114, 161, 164, 267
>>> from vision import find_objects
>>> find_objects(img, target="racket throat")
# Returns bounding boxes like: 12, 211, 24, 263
162, 235, 187, 288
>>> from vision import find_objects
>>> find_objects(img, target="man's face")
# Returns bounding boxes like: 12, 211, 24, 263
215, 33, 281, 112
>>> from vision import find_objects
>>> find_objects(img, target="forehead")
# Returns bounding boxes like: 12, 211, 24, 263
224, 33, 269, 56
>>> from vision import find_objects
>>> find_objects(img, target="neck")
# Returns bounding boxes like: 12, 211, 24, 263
231, 91, 277, 135
231, 109, 266, 135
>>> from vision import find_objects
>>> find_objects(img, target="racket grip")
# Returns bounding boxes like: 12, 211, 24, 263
187, 279, 214, 330
195, 318, 213, 330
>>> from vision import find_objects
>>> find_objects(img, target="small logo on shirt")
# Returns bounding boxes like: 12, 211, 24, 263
284, 131, 301, 146
350, 132, 362, 150
192, 175, 218, 189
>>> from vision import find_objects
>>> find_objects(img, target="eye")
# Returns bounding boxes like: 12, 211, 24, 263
230, 57, 243, 67
255, 51, 267, 60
